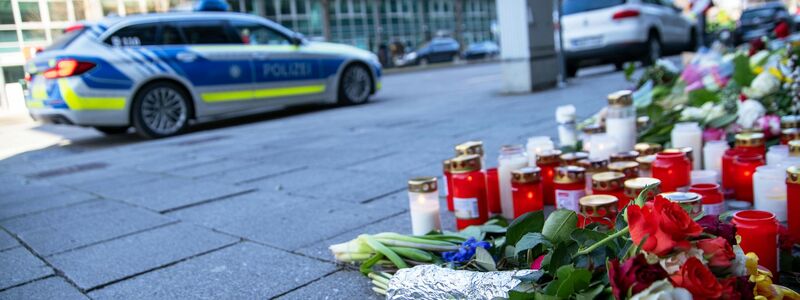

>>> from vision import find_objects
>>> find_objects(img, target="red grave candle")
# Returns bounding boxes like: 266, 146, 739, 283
689, 183, 724, 216
722, 148, 743, 198
485, 168, 501, 214
537, 149, 562, 206
787, 166, 800, 239
443, 159, 454, 211
608, 161, 640, 181
732, 153, 765, 203
781, 128, 800, 145
652, 151, 691, 192
510, 167, 543, 218
578, 195, 618, 229
449, 155, 488, 230
732, 210, 779, 276
553, 166, 587, 212
591, 171, 627, 209
735, 132, 766, 155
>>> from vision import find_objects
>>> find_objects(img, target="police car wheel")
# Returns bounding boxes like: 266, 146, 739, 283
338, 64, 372, 105
132, 82, 190, 139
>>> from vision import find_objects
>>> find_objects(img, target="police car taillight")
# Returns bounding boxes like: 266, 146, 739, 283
64, 24, 85, 33
43, 59, 95, 79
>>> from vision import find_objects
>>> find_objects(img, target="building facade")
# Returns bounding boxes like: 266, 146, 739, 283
0, 0, 496, 112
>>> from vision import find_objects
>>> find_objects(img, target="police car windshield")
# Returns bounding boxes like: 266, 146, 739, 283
45, 27, 86, 51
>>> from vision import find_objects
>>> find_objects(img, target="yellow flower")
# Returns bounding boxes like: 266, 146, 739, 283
746, 252, 759, 276
776, 285, 800, 300
754, 66, 764, 74
768, 67, 789, 83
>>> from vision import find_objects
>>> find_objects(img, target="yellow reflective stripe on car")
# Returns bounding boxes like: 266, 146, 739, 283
376, 81, 382, 90
26, 99, 44, 108
201, 85, 326, 103
31, 84, 47, 100
58, 79, 126, 110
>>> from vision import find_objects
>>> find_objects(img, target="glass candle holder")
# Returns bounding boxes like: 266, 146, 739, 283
637, 116, 650, 132
689, 183, 724, 216
589, 133, 619, 161
608, 161, 640, 181
443, 159, 454, 212
679, 147, 695, 171
537, 149, 562, 206
782, 115, 800, 129
511, 167, 543, 218
605, 90, 637, 151
690, 170, 718, 185
553, 166, 587, 212
732, 210, 779, 276
791, 140, 800, 157
498, 145, 528, 220
634, 143, 662, 156
722, 148, 745, 198
450, 155, 488, 230
733, 153, 765, 203
656, 192, 703, 218
636, 155, 654, 177
408, 177, 442, 235
610, 150, 640, 163
767, 145, 789, 166
752, 165, 787, 221
624, 177, 661, 203
781, 128, 800, 145
485, 168, 501, 215
787, 166, 800, 239
591, 171, 627, 209
671, 122, 703, 170
652, 151, 691, 192
526, 136, 554, 166
560, 152, 588, 166
455, 140, 484, 164
578, 158, 609, 194
703, 140, 729, 175
579, 195, 618, 229
580, 124, 604, 152
557, 105, 578, 147
735, 132, 766, 156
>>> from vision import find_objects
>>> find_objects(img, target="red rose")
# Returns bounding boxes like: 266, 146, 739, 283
628, 197, 704, 256
697, 237, 735, 270
671, 257, 723, 300
720, 276, 755, 300
608, 254, 669, 300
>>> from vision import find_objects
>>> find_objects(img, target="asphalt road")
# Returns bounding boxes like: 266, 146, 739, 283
0, 62, 629, 299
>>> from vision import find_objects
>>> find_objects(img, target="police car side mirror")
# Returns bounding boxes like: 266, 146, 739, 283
290, 34, 304, 46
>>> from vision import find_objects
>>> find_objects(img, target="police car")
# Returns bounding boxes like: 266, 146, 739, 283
24, 12, 381, 138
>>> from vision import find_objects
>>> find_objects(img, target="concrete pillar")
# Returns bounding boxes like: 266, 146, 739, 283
454, 0, 463, 49
321, 0, 331, 41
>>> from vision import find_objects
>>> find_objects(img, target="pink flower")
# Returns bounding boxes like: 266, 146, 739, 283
703, 128, 726, 141
530, 255, 545, 270
756, 115, 781, 138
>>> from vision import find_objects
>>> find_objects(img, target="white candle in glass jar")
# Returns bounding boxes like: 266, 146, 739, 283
703, 140, 729, 174
588, 134, 618, 161
606, 90, 637, 151
407, 177, 442, 235
753, 166, 787, 221
691, 170, 718, 185
526, 137, 553, 166
766, 145, 789, 166
499, 145, 529, 219
671, 122, 703, 169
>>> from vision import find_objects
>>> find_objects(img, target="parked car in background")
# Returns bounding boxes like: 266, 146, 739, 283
562, 0, 697, 77
734, 3, 792, 45
394, 37, 460, 67
463, 41, 499, 60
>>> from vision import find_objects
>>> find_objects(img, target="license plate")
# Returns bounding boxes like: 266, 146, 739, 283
571, 36, 602, 47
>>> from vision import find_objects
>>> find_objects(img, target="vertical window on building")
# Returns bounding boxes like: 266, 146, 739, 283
124, 0, 141, 15
0, 30, 17, 42
296, 0, 305, 14
50, 28, 64, 40
280, 0, 290, 14
49, 1, 69, 21
21, 29, 46, 42
264, 0, 275, 16
0, 0, 13, 24
101, 0, 118, 15
73, 0, 86, 19
18, 1, 41, 22
3, 66, 25, 83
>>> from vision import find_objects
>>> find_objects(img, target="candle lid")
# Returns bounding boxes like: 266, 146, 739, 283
790, 140, 800, 156
450, 155, 482, 173
554, 166, 586, 184
581, 124, 605, 134
635, 155, 655, 170
781, 115, 800, 129
560, 152, 589, 165
577, 158, 609, 172
610, 151, 640, 162
408, 177, 438, 193
658, 192, 702, 217
608, 161, 640, 178
455, 141, 484, 157
663, 148, 693, 162
637, 116, 650, 129
442, 159, 452, 172
634, 143, 662, 155
512, 167, 542, 184
537, 149, 563, 165
735, 133, 765, 147
782, 128, 800, 143
788, 166, 800, 184
580, 195, 619, 217
607, 90, 633, 106
592, 171, 625, 191
624, 177, 662, 199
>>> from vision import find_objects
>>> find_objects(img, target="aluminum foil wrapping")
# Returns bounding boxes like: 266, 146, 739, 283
386, 265, 533, 300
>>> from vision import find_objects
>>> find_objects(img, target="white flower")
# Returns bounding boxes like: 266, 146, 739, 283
705, 103, 726, 122
680, 106, 705, 121
729, 245, 747, 276
744, 72, 780, 98
659, 248, 705, 274
736, 99, 766, 128
750, 50, 770, 69
630, 279, 693, 300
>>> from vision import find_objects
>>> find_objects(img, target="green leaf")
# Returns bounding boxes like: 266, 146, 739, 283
474, 247, 497, 271
515, 233, 552, 255
360, 253, 384, 275
707, 114, 738, 128
576, 284, 606, 300
543, 265, 592, 298
506, 211, 545, 247
732, 54, 756, 86
542, 242, 574, 275
687, 88, 719, 107
624, 62, 636, 81
361, 235, 408, 269
508, 290, 536, 300
541, 210, 578, 245
459, 226, 485, 240
514, 270, 546, 283
534, 293, 560, 300
480, 224, 508, 234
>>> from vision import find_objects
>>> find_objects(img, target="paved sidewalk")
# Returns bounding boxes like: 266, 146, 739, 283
0, 63, 627, 299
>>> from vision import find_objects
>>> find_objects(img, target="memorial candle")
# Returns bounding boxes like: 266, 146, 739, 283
486, 168, 501, 214
689, 183, 724, 216
581, 124, 604, 152
722, 148, 744, 197
782, 115, 800, 129
511, 167, 543, 218
671, 122, 703, 169
537, 149, 562, 206
767, 145, 789, 166
591, 171, 627, 208
635, 155, 654, 178
652, 151, 691, 192
407, 177, 442, 235
578, 195, 618, 229
624, 177, 661, 203
732, 210, 779, 276
553, 166, 587, 212
656, 192, 703, 218
610, 151, 639, 163
450, 155, 488, 230
578, 158, 609, 194
608, 161, 639, 181
781, 128, 800, 145
690, 170, 718, 185
455, 141, 484, 163
733, 153, 765, 203
753, 165, 787, 221
787, 166, 800, 239
498, 145, 528, 219
791, 140, 800, 157
560, 152, 588, 166
589, 133, 619, 161
443, 159, 454, 211
634, 143, 662, 156
526, 136, 554, 166
735, 132, 766, 155
605, 90, 637, 151
703, 140, 729, 174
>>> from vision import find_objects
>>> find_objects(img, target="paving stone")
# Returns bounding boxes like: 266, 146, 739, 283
198, 162, 302, 185
1, 200, 173, 256
89, 177, 252, 212
164, 158, 256, 179
0, 190, 95, 221
244, 147, 393, 169
88, 242, 336, 299
0, 184, 73, 204
70, 171, 167, 195
0, 247, 53, 290
346, 151, 445, 175
277, 270, 381, 300
170, 191, 404, 250
48, 223, 238, 290
0, 277, 87, 300
0, 231, 17, 251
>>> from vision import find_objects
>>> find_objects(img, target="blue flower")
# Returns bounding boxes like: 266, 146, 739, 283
442, 238, 491, 263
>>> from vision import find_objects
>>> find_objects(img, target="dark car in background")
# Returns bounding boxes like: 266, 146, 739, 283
394, 37, 461, 67
463, 41, 499, 60
735, 3, 792, 45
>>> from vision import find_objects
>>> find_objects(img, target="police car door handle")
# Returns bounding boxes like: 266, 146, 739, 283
176, 52, 197, 62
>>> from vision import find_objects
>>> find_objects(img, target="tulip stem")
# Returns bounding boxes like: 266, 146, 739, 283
574, 227, 630, 257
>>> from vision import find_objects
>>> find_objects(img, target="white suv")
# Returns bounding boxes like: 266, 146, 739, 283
562, 0, 697, 77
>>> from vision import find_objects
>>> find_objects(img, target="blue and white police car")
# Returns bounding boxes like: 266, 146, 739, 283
25, 12, 381, 138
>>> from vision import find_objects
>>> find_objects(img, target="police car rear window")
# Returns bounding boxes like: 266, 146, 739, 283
177, 21, 239, 45
106, 23, 158, 46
